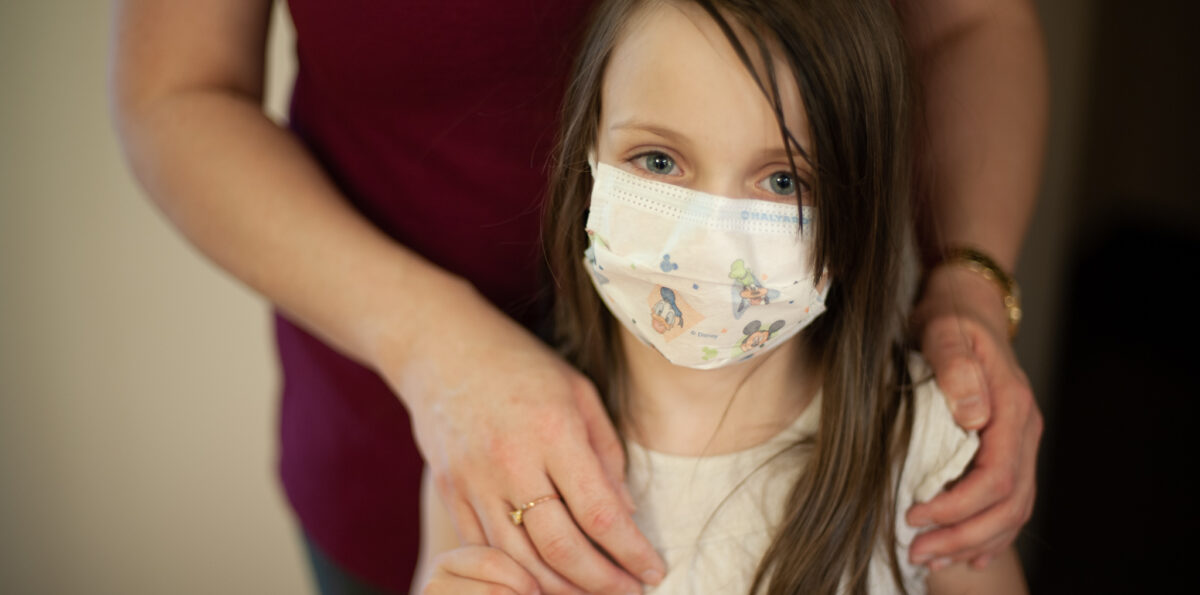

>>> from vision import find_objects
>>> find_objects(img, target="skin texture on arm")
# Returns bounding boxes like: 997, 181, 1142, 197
109, 2, 664, 593
896, 0, 1047, 569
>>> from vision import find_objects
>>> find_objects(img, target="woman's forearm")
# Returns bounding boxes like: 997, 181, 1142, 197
900, 0, 1048, 272
111, 0, 483, 401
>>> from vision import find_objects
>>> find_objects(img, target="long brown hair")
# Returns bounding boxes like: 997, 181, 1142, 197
543, 0, 920, 592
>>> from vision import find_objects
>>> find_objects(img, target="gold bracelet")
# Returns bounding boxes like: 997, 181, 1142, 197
941, 247, 1022, 339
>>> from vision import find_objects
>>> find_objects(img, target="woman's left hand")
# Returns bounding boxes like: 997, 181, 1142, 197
907, 264, 1043, 570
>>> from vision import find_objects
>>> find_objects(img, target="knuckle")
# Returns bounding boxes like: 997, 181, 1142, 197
991, 472, 1015, 497
568, 373, 600, 402
937, 357, 983, 394
599, 436, 625, 460
539, 532, 578, 566
580, 501, 621, 536
920, 528, 955, 554
1013, 383, 1035, 405
1005, 503, 1026, 527
476, 549, 507, 579
515, 576, 539, 595
433, 470, 456, 499
953, 523, 986, 551
1030, 409, 1045, 439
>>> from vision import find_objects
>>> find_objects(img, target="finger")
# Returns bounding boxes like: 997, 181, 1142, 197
906, 369, 1023, 529
547, 439, 666, 586
447, 490, 489, 546
906, 449, 1008, 530
574, 383, 636, 512
922, 318, 990, 429
908, 406, 1037, 561
432, 546, 541, 595
908, 498, 1016, 565
918, 528, 1015, 570
520, 491, 645, 594
475, 493, 583, 595
434, 470, 489, 546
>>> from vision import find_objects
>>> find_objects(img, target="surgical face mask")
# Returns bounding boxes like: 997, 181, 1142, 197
584, 162, 830, 370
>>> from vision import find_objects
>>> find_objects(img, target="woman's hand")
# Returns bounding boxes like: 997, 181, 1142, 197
421, 546, 541, 595
379, 284, 665, 595
907, 265, 1043, 570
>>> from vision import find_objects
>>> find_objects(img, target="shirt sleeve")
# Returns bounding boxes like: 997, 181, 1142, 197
876, 356, 981, 592
903, 358, 981, 503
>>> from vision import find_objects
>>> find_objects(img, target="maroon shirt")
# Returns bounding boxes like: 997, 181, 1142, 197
277, 2, 595, 590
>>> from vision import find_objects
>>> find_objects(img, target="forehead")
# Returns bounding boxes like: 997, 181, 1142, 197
601, 1, 808, 153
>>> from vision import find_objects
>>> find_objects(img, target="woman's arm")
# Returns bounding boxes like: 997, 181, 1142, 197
110, 2, 663, 593
896, 0, 1047, 569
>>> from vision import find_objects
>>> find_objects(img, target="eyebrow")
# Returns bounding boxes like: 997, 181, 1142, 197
752, 146, 794, 164
608, 119, 691, 146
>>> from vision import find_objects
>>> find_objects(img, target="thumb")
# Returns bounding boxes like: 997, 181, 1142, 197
573, 379, 636, 512
922, 317, 991, 430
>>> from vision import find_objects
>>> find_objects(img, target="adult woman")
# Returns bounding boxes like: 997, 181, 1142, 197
110, 0, 1044, 592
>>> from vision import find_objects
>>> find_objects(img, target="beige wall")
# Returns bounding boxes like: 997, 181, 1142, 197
0, 0, 1088, 592
0, 2, 307, 592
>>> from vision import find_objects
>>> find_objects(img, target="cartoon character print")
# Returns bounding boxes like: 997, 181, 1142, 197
650, 287, 684, 334
644, 285, 703, 342
729, 259, 780, 319
732, 319, 787, 357
660, 254, 679, 272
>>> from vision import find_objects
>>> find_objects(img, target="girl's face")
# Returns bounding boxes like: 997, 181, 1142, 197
597, 1, 811, 204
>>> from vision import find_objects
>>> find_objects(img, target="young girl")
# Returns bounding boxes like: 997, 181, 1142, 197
418, 0, 1026, 592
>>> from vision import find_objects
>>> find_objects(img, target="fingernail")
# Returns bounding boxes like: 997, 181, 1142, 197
641, 569, 664, 585
954, 394, 987, 427
929, 557, 951, 572
911, 552, 932, 565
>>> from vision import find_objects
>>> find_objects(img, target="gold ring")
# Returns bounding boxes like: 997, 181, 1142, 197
509, 494, 560, 526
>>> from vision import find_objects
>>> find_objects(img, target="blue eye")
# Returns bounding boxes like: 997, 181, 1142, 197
642, 153, 677, 175
765, 171, 796, 196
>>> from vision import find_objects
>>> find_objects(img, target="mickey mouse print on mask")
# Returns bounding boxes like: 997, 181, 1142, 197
584, 162, 830, 370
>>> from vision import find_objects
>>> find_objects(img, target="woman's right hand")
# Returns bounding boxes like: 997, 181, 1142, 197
379, 283, 665, 595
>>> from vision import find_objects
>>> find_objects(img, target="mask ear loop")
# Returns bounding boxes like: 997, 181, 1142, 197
587, 150, 598, 172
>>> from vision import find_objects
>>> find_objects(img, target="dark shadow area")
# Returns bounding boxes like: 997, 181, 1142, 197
1023, 1, 1200, 591
1027, 224, 1199, 591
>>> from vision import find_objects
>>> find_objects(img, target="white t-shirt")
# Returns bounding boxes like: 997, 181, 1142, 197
626, 357, 979, 594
